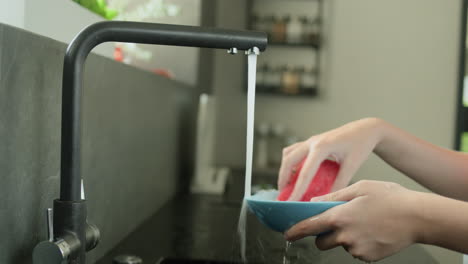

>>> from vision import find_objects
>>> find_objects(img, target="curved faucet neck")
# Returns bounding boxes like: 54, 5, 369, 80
59, 21, 268, 201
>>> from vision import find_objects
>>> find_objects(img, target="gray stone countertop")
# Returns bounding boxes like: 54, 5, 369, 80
96, 176, 438, 264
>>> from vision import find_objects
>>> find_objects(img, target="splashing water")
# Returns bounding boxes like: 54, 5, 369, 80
283, 241, 292, 264
238, 201, 248, 261
237, 48, 258, 263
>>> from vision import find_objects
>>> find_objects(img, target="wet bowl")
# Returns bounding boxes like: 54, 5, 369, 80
245, 190, 345, 233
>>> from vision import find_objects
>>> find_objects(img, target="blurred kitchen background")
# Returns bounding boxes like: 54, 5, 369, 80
1, 0, 467, 263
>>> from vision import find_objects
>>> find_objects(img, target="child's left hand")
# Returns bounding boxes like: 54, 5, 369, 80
284, 180, 423, 262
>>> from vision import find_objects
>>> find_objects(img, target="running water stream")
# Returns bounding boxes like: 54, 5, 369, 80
237, 47, 259, 262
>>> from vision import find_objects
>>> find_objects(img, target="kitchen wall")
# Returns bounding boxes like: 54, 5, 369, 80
212, 0, 462, 263
0, 0, 113, 58
0, 0, 203, 86
0, 0, 25, 28
23, 0, 113, 58
0, 23, 195, 263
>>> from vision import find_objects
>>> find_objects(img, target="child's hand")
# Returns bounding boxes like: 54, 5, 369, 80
278, 118, 384, 201
284, 180, 422, 262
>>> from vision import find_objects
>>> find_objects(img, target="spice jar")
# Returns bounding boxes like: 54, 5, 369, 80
281, 65, 300, 94
299, 16, 308, 43
301, 66, 317, 90
295, 66, 305, 88
286, 16, 303, 44
264, 65, 281, 90
304, 17, 320, 45
271, 15, 289, 43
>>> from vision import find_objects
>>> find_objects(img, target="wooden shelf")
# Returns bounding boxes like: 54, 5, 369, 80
256, 85, 318, 97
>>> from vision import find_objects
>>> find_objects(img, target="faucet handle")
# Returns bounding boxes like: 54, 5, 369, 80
33, 239, 71, 264
46, 208, 53, 242
33, 208, 72, 264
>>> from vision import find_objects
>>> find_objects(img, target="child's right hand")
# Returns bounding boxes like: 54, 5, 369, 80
278, 118, 385, 201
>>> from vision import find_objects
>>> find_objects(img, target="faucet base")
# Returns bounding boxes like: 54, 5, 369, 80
53, 199, 92, 263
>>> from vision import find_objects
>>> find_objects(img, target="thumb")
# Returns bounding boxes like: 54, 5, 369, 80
310, 183, 360, 202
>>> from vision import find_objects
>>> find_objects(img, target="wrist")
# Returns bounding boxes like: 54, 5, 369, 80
404, 191, 428, 244
407, 191, 442, 245
371, 118, 394, 155
361, 117, 387, 149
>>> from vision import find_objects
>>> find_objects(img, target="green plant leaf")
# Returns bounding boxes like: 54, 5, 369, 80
72, 0, 118, 20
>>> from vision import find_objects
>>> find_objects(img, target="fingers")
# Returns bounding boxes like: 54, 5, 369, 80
315, 231, 348, 251
330, 159, 360, 192
278, 144, 308, 191
288, 149, 326, 201
284, 213, 331, 242
310, 182, 361, 202
283, 142, 301, 156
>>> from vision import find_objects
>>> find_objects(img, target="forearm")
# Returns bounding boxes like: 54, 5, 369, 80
413, 191, 468, 253
373, 119, 468, 201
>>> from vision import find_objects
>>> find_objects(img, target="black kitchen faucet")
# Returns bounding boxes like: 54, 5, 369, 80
32, 21, 267, 264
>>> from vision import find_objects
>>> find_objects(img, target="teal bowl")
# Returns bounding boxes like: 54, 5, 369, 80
245, 190, 345, 233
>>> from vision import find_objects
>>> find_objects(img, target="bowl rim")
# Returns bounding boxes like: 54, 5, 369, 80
245, 190, 346, 205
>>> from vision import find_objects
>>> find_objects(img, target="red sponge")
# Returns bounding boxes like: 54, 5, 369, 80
277, 159, 340, 201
